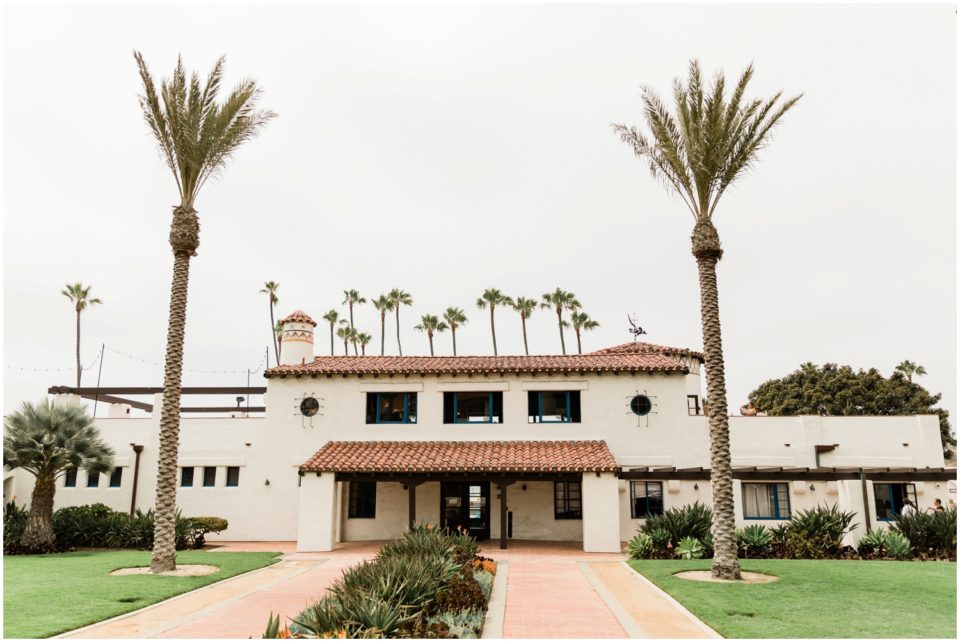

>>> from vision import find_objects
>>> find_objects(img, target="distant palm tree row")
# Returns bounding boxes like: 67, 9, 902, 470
261, 284, 600, 358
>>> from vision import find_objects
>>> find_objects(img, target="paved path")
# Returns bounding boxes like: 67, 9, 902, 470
58, 541, 717, 639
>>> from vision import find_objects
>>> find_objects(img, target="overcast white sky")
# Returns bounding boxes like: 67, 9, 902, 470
2, 3, 956, 429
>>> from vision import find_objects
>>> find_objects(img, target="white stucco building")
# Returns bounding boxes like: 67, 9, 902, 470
4, 310, 953, 552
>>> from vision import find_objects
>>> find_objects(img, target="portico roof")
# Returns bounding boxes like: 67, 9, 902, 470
300, 440, 619, 474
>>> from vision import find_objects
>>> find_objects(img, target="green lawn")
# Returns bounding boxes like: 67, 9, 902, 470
629, 559, 957, 638
3, 550, 280, 638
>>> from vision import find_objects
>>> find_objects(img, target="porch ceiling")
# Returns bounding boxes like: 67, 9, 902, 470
300, 440, 619, 474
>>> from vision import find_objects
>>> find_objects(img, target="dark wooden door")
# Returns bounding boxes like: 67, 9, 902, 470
440, 481, 490, 540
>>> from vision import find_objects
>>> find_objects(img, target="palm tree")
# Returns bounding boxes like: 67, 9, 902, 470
895, 360, 927, 383
135, 52, 274, 572
4, 399, 114, 551
357, 332, 372, 356
372, 295, 395, 356
475, 289, 512, 356
260, 282, 280, 366
415, 314, 448, 356
570, 311, 600, 354
342, 290, 366, 355
274, 320, 284, 362
540, 289, 580, 355
442, 307, 468, 356
614, 60, 800, 580
61, 283, 102, 388
511, 297, 537, 355
335, 320, 351, 356
388, 289, 413, 356
321, 310, 339, 356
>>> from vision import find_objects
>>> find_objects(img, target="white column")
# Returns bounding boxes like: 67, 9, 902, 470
581, 472, 621, 552
297, 473, 338, 552
837, 479, 869, 547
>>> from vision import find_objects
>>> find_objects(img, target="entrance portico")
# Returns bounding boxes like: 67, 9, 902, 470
296, 440, 622, 552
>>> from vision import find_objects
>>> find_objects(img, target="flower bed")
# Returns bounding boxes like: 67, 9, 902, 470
263, 524, 497, 639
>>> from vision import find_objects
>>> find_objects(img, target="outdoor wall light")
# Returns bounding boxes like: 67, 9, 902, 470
693, 483, 699, 491
784, 443, 791, 447
521, 484, 527, 491
264, 479, 270, 486
810, 484, 816, 491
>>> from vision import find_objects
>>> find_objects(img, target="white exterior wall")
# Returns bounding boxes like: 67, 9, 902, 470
4, 367, 947, 547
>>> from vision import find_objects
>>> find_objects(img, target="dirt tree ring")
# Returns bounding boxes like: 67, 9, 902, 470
110, 565, 219, 577
674, 570, 779, 584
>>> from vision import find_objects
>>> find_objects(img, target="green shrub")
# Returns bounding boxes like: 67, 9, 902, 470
675, 536, 704, 560
626, 532, 655, 559
856, 528, 889, 558
473, 569, 494, 601
3, 502, 28, 552
430, 609, 485, 639
641, 502, 713, 547
893, 508, 957, 557
434, 567, 487, 614
737, 524, 773, 558
648, 526, 671, 551
781, 504, 857, 559
884, 531, 914, 560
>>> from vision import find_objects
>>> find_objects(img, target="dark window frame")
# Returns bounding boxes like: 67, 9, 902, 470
203, 467, 217, 487
687, 395, 701, 416
742, 482, 792, 520
630, 481, 664, 518
181, 467, 194, 488
528, 391, 581, 423
874, 482, 918, 521
226, 466, 240, 487
87, 471, 100, 488
64, 468, 78, 488
444, 391, 504, 424
348, 481, 377, 518
109, 467, 123, 488
554, 481, 582, 519
366, 392, 418, 424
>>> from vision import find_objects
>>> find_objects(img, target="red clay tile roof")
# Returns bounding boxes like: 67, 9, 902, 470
280, 310, 317, 327
301, 440, 619, 473
265, 351, 688, 377
588, 341, 704, 363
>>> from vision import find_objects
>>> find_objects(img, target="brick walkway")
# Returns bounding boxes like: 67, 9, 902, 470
58, 540, 716, 639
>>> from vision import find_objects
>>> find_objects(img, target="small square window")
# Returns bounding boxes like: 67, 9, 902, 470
742, 482, 791, 519
365, 393, 417, 424
226, 467, 240, 487
528, 391, 581, 423
630, 481, 664, 518
87, 471, 100, 488
203, 467, 217, 487
181, 467, 194, 487
687, 395, 701, 416
109, 467, 123, 488
874, 483, 918, 521
348, 481, 377, 518
64, 468, 78, 488
554, 481, 582, 519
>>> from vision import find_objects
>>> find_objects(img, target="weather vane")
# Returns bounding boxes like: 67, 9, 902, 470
627, 314, 647, 343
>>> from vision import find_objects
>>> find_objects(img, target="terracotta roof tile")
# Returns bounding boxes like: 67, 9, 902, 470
280, 310, 317, 327
588, 341, 704, 363
265, 351, 688, 377
301, 440, 619, 473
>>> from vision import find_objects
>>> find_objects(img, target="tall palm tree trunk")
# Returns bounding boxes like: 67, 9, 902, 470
452, 328, 458, 356
269, 301, 278, 366
328, 323, 335, 356
521, 317, 529, 355
75, 309, 82, 387
692, 219, 741, 581
151, 240, 193, 572
343, 339, 348, 355
20, 473, 56, 551
489, 306, 498, 356
349, 304, 358, 355
575, 329, 582, 354
380, 314, 386, 356
395, 309, 403, 356
428, 332, 435, 356
556, 311, 566, 355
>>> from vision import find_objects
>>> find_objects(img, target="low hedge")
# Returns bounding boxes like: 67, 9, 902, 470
3, 501, 228, 554
263, 524, 496, 639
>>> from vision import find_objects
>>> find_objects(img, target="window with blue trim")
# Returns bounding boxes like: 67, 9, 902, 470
527, 391, 581, 423
365, 393, 418, 424
630, 481, 664, 518
874, 483, 917, 521
64, 468, 78, 488
443, 392, 503, 423
742, 482, 791, 519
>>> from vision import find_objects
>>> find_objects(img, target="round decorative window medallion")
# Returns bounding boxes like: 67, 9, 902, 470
300, 397, 320, 417
630, 395, 652, 416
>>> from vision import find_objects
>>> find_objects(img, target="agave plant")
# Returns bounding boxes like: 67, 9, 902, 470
856, 528, 889, 558
641, 502, 713, 545
884, 531, 914, 560
626, 532, 655, 560
675, 536, 705, 560
737, 524, 773, 558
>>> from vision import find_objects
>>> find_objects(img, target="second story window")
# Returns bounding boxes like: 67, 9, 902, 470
687, 395, 702, 415
365, 392, 417, 424
203, 467, 217, 487
527, 391, 581, 423
64, 468, 78, 488
109, 467, 123, 488
443, 392, 503, 424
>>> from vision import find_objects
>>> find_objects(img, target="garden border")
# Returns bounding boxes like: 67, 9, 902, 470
480, 560, 508, 638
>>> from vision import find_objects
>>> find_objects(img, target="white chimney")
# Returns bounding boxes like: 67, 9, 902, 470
279, 310, 317, 366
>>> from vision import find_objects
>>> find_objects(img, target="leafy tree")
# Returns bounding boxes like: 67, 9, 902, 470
476, 289, 512, 356
541, 289, 580, 355
748, 362, 956, 458
259, 281, 280, 365
443, 307, 468, 356
388, 289, 413, 356
570, 311, 600, 354
415, 314, 448, 356
321, 310, 340, 356
342, 289, 366, 355
895, 360, 927, 384
61, 283, 102, 387
335, 320, 351, 356
4, 399, 114, 551
614, 60, 800, 580
511, 297, 537, 355
135, 52, 273, 572
372, 295, 395, 356
356, 332, 372, 356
